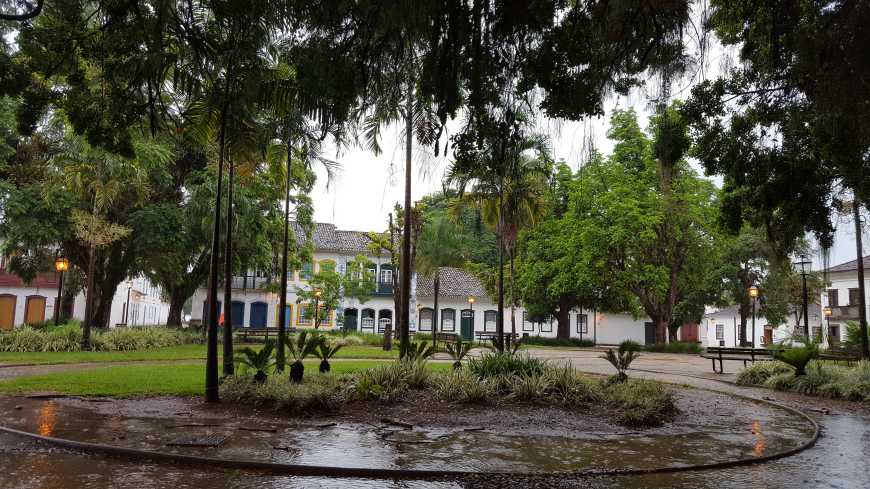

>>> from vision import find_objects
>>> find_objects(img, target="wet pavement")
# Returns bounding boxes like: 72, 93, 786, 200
0, 350, 867, 488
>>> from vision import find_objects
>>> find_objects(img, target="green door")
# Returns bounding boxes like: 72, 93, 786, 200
460, 310, 474, 341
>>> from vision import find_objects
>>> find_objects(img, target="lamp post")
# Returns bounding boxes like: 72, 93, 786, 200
823, 306, 832, 346
124, 280, 133, 326
53, 257, 69, 326
748, 285, 759, 348
313, 288, 321, 329
795, 255, 812, 341
468, 296, 475, 342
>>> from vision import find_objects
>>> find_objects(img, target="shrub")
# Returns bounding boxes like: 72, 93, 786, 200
467, 352, 546, 379
619, 340, 642, 351
399, 341, 435, 362
644, 341, 701, 354
221, 374, 344, 414
350, 360, 431, 401
736, 361, 794, 386
432, 369, 494, 403
0, 325, 199, 353
520, 336, 595, 348
236, 340, 276, 383
763, 372, 797, 391
601, 343, 640, 382
445, 341, 473, 369
544, 363, 602, 404
774, 344, 819, 376
604, 380, 676, 427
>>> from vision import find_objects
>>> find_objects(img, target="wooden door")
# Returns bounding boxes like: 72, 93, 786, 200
0, 295, 15, 331
25, 296, 46, 325
644, 322, 656, 345
763, 328, 773, 346
460, 310, 474, 341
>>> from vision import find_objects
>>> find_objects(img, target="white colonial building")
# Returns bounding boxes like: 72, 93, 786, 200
819, 255, 870, 347
190, 223, 670, 345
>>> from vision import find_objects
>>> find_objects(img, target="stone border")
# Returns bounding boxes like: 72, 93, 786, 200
0, 390, 819, 481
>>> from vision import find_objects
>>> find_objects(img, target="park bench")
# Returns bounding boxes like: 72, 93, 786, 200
701, 347, 774, 374
434, 332, 459, 349
819, 347, 862, 365
235, 327, 296, 343
475, 331, 518, 345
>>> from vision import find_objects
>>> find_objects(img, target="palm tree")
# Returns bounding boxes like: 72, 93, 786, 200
316, 341, 343, 373
446, 120, 550, 350
415, 213, 465, 350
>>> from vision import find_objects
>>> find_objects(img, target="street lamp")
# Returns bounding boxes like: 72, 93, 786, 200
124, 280, 134, 326
748, 285, 760, 348
467, 296, 475, 341
53, 257, 69, 326
795, 255, 813, 341
313, 288, 322, 329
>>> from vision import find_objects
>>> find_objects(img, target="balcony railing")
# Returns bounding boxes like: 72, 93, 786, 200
230, 276, 272, 290
375, 282, 393, 296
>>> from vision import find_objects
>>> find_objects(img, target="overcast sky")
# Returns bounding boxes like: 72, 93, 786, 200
308, 97, 865, 272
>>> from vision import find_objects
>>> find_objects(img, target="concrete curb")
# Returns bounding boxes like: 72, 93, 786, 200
0, 389, 820, 481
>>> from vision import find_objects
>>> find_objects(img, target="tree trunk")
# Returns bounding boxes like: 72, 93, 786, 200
222, 158, 235, 377
204, 68, 232, 403
81, 243, 96, 349
383, 213, 395, 351
399, 76, 413, 354
432, 274, 440, 350
655, 318, 669, 344
277, 135, 293, 372
496, 183, 505, 351
509, 250, 516, 344
556, 297, 571, 340
167, 287, 187, 327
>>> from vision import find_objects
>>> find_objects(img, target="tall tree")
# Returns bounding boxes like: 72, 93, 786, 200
572, 108, 720, 343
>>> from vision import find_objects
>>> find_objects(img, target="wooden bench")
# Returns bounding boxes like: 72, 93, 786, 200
701, 347, 774, 374
235, 327, 296, 343
474, 332, 518, 345
819, 348, 862, 365
434, 332, 459, 349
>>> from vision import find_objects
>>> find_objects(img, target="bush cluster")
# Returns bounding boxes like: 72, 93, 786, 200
519, 336, 595, 348
323, 330, 384, 347
737, 360, 870, 401
0, 325, 201, 352
222, 352, 677, 427
643, 341, 702, 354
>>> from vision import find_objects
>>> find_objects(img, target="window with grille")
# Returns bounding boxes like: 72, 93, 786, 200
828, 289, 839, 307
419, 308, 433, 331
576, 314, 588, 334
441, 309, 455, 332
484, 310, 498, 332
849, 288, 861, 306
716, 324, 724, 340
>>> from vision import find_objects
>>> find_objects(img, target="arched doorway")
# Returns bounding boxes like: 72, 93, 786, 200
25, 295, 46, 325
378, 309, 392, 334
343, 308, 358, 331
361, 309, 376, 331
231, 301, 245, 327
0, 294, 15, 331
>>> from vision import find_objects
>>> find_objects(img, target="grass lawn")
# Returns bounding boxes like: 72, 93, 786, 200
0, 343, 398, 366
0, 360, 451, 397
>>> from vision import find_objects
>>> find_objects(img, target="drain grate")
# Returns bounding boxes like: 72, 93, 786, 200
166, 435, 228, 448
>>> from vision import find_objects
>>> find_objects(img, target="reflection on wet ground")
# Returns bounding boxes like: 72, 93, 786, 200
0, 395, 814, 475
0, 394, 858, 488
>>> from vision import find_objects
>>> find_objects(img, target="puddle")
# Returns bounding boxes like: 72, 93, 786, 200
0, 395, 815, 475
